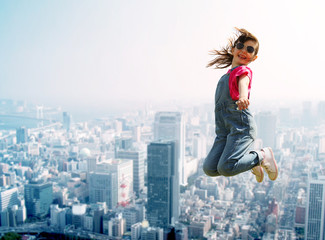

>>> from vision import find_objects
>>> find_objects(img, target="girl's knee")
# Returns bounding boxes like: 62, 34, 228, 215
203, 163, 219, 177
217, 164, 234, 177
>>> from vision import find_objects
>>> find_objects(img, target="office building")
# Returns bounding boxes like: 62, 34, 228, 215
132, 126, 141, 142
24, 181, 53, 217
16, 205, 27, 225
317, 101, 325, 123
50, 204, 67, 231
131, 222, 142, 240
84, 214, 94, 231
16, 126, 28, 144
0, 187, 19, 212
72, 204, 87, 229
116, 149, 145, 197
318, 133, 325, 156
96, 159, 133, 206
147, 141, 179, 228
103, 212, 116, 235
108, 213, 126, 237
302, 101, 313, 127
141, 226, 164, 240
305, 178, 325, 239
255, 112, 277, 149
63, 112, 72, 131
192, 133, 207, 160
91, 202, 106, 234
0, 192, 24, 227
89, 171, 118, 209
87, 155, 98, 173
154, 111, 186, 185
122, 206, 144, 231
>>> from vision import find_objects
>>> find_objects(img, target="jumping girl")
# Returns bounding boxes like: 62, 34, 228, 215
203, 28, 278, 183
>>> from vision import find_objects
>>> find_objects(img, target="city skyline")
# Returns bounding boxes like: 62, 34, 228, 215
1, 92, 325, 238
1, 0, 325, 114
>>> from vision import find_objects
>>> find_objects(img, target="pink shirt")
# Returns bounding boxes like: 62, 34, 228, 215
227, 65, 253, 101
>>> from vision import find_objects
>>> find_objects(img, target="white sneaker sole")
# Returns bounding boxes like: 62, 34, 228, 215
262, 147, 278, 181
251, 165, 264, 183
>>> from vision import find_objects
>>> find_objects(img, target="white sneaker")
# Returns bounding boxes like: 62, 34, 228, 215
251, 165, 264, 183
261, 147, 278, 181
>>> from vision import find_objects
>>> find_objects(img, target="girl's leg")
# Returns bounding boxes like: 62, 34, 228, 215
203, 136, 227, 176
216, 132, 263, 177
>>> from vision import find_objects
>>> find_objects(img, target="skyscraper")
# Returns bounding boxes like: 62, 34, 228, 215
154, 112, 186, 185
0, 187, 19, 212
16, 126, 28, 144
302, 101, 313, 127
147, 141, 179, 228
317, 101, 325, 123
116, 149, 145, 197
88, 172, 118, 209
193, 133, 207, 159
63, 112, 72, 131
96, 159, 134, 207
305, 177, 325, 240
255, 112, 277, 149
24, 181, 53, 217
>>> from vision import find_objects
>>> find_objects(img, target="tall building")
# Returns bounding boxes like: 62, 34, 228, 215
154, 112, 186, 185
255, 112, 277, 149
116, 149, 145, 197
302, 101, 313, 127
147, 141, 179, 228
305, 177, 325, 240
317, 101, 325, 123
63, 112, 72, 131
193, 133, 207, 159
88, 172, 118, 209
50, 204, 67, 231
318, 133, 325, 156
96, 159, 133, 207
72, 204, 87, 229
122, 206, 145, 231
103, 212, 117, 235
16, 126, 28, 144
108, 213, 126, 237
132, 126, 141, 142
24, 181, 53, 217
131, 222, 142, 240
0, 187, 19, 212
91, 203, 107, 234
83, 214, 94, 231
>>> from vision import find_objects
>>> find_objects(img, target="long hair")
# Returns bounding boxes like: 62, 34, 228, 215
207, 28, 259, 69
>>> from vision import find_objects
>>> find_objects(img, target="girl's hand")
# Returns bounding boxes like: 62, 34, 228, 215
236, 97, 250, 110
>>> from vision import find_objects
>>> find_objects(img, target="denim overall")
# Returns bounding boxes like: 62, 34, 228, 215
203, 67, 262, 177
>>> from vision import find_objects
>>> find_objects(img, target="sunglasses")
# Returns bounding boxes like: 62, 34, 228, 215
235, 42, 255, 54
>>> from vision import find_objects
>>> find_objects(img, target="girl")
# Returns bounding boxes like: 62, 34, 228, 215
203, 28, 278, 182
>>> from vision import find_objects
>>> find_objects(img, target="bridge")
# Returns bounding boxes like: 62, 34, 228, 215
0, 122, 62, 141
0, 114, 56, 122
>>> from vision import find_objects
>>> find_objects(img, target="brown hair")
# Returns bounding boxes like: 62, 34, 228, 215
207, 28, 259, 69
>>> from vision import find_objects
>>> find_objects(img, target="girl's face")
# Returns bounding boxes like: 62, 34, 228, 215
231, 40, 258, 68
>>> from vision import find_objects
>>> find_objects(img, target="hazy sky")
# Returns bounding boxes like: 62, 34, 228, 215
1, 0, 324, 112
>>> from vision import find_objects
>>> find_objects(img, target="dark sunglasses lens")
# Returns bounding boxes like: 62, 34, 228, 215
247, 46, 255, 53
236, 42, 244, 50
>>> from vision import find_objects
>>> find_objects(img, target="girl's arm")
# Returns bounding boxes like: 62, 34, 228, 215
236, 75, 250, 110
